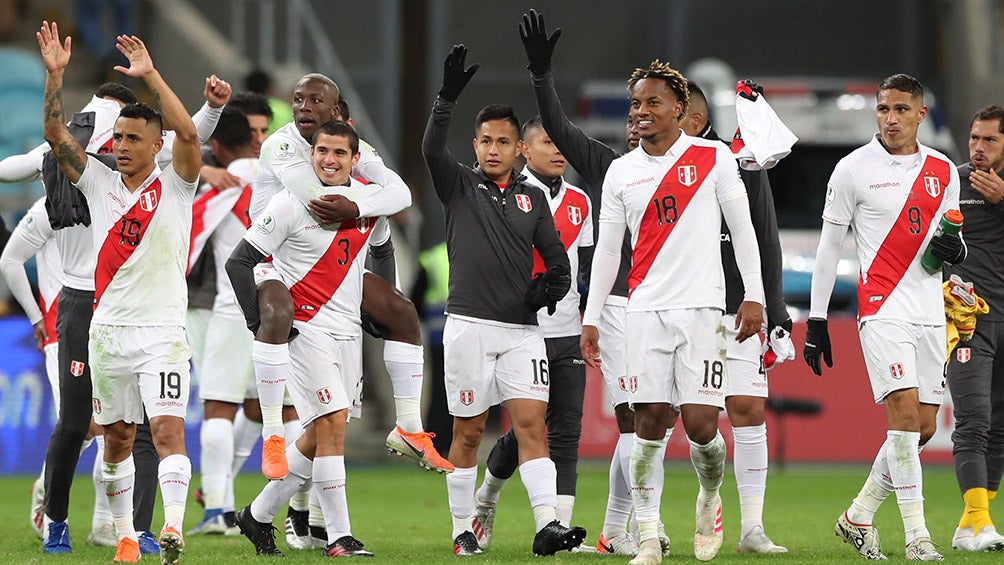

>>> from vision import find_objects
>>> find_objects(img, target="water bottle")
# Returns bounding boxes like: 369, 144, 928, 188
921, 209, 964, 274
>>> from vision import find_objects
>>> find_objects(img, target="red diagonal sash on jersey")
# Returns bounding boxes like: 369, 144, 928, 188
627, 145, 717, 294
857, 156, 951, 318
289, 218, 375, 322
532, 188, 590, 276
40, 290, 59, 347
94, 180, 163, 309
189, 185, 251, 273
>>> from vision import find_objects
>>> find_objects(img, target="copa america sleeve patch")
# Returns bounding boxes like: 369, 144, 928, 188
256, 213, 276, 234
274, 141, 296, 160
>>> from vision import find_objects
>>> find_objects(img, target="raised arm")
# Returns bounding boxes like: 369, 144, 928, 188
38, 21, 86, 184
422, 45, 479, 203
114, 34, 200, 182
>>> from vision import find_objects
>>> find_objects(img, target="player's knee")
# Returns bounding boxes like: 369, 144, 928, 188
452, 422, 486, 450
381, 295, 421, 344
614, 403, 635, 433
150, 418, 186, 457
258, 284, 294, 342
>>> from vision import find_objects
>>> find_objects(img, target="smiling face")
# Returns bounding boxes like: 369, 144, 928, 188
473, 119, 520, 183
629, 78, 684, 153
875, 88, 927, 155
111, 116, 162, 178
520, 125, 566, 179
311, 132, 360, 186
293, 77, 339, 143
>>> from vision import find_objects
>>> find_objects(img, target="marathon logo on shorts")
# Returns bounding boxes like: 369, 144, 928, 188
70, 360, 85, 377
567, 205, 583, 226
619, 376, 637, 393
924, 175, 941, 198
678, 164, 698, 187
957, 348, 971, 363
317, 387, 332, 404
92, 398, 101, 414
889, 362, 905, 379
460, 389, 474, 405
514, 193, 532, 213
139, 190, 158, 212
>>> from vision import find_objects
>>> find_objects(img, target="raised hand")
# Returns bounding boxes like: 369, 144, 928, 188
203, 74, 232, 108
37, 21, 72, 73
519, 8, 561, 75
438, 44, 479, 103
113, 35, 155, 78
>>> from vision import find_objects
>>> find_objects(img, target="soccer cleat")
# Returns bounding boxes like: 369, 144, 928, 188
658, 521, 671, 557
596, 532, 639, 555
113, 536, 140, 563
30, 476, 44, 539
159, 527, 185, 565
188, 509, 229, 535
193, 486, 205, 508
88, 522, 118, 546
453, 531, 483, 556
532, 520, 587, 555
261, 435, 288, 480
905, 537, 943, 561
325, 535, 374, 557
236, 506, 284, 556
471, 500, 496, 550
224, 511, 240, 536
953, 525, 1004, 552
738, 525, 787, 553
310, 525, 330, 549
694, 495, 724, 561
42, 520, 72, 553
284, 507, 312, 549
139, 531, 161, 554
629, 538, 663, 565
385, 427, 455, 473
835, 512, 887, 560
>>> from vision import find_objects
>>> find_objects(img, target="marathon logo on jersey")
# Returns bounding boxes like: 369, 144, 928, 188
139, 190, 158, 212
317, 387, 332, 404
92, 398, 101, 414
460, 389, 474, 405
678, 164, 698, 187
567, 205, 583, 226
71, 360, 85, 377
889, 362, 905, 379
957, 348, 971, 363
924, 175, 941, 198
514, 193, 533, 213
619, 376, 637, 393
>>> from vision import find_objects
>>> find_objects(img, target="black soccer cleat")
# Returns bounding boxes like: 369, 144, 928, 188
235, 506, 284, 556
532, 520, 587, 556
325, 535, 374, 558
453, 531, 483, 556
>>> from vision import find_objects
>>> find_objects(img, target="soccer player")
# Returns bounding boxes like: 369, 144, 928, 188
945, 104, 1004, 552
681, 81, 792, 554
804, 73, 962, 562
228, 120, 384, 558
471, 115, 593, 545
39, 21, 203, 563
198, 92, 271, 190
423, 44, 586, 557
580, 60, 765, 565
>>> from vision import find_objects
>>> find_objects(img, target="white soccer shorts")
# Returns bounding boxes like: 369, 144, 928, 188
859, 319, 946, 405
198, 314, 254, 403
723, 313, 768, 398
286, 325, 362, 427
598, 300, 631, 408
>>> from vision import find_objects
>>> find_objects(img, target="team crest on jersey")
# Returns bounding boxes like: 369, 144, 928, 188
957, 348, 971, 363
889, 362, 905, 379
619, 376, 638, 393
356, 217, 371, 234
924, 175, 941, 198
257, 213, 275, 234
92, 398, 101, 414
275, 141, 295, 160
316, 387, 332, 404
678, 164, 698, 187
71, 360, 85, 377
139, 190, 158, 212
567, 205, 583, 226
515, 193, 532, 213
460, 389, 474, 405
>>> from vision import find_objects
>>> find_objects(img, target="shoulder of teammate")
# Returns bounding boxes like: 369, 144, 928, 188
260, 125, 309, 171
245, 191, 297, 253
226, 157, 259, 187
72, 154, 116, 195
358, 138, 379, 160
13, 197, 53, 248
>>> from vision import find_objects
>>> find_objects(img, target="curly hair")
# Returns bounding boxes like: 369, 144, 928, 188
628, 59, 689, 115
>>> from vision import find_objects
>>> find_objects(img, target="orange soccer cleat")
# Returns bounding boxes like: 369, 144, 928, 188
261, 435, 288, 480
385, 427, 455, 473
112, 537, 140, 563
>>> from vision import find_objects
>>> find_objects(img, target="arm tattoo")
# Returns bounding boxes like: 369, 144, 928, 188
43, 84, 64, 126
56, 142, 85, 175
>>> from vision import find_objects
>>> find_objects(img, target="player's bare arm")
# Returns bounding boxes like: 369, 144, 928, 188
38, 21, 86, 183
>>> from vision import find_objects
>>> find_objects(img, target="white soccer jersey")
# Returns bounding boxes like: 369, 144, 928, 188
74, 156, 197, 326
600, 134, 747, 313
244, 180, 390, 337
823, 135, 959, 325
522, 168, 593, 338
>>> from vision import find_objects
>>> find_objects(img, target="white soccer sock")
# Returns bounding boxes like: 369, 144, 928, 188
284, 419, 303, 443
232, 410, 263, 475
519, 458, 559, 532
848, 440, 893, 524
384, 341, 425, 433
252, 341, 289, 436
631, 435, 666, 533
250, 443, 312, 523
223, 469, 236, 514
556, 495, 575, 527
313, 455, 350, 543
447, 466, 477, 538
602, 433, 634, 537
158, 454, 191, 532
200, 418, 233, 510
91, 436, 112, 527
886, 430, 929, 542
733, 424, 768, 535
308, 489, 325, 528
290, 481, 311, 512
476, 468, 508, 506
103, 455, 136, 541
690, 431, 727, 503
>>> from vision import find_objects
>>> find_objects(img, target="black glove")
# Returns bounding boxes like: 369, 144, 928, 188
542, 263, 571, 302
519, 8, 561, 75
803, 318, 832, 376
525, 272, 553, 314
438, 44, 479, 103
738, 79, 764, 101
360, 311, 390, 339
929, 232, 966, 264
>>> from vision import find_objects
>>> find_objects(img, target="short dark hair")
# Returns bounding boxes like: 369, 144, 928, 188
474, 104, 520, 138
95, 82, 137, 105
971, 104, 1004, 133
337, 97, 350, 121
686, 80, 707, 107
211, 106, 252, 150
227, 92, 272, 121
245, 69, 272, 95
312, 120, 359, 154
877, 73, 923, 100
628, 59, 689, 116
521, 115, 544, 138
118, 103, 162, 132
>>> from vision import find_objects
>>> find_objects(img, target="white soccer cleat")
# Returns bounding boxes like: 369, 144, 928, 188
595, 532, 638, 555
658, 521, 671, 557
738, 525, 787, 553
954, 525, 1004, 552
87, 522, 117, 546
835, 512, 887, 560
905, 537, 943, 561
630, 538, 663, 565
471, 499, 495, 550
30, 476, 44, 540
694, 495, 723, 561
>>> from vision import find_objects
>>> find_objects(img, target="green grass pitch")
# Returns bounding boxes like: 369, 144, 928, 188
2, 461, 1000, 563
